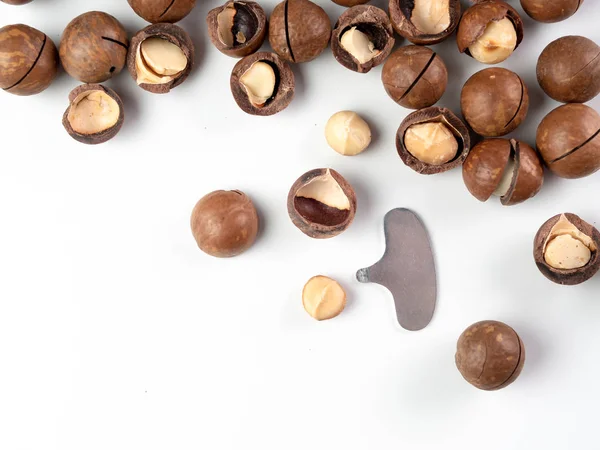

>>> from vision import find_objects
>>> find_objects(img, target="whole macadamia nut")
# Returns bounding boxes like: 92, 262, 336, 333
191, 190, 259, 258
128, 0, 196, 24
325, 111, 371, 156
389, 0, 461, 45
303, 276, 347, 321
456, 320, 525, 391
457, 1, 523, 65
520, 0, 582, 23
1, 0, 33, 4
461, 68, 529, 137
269, 0, 331, 63
537, 36, 600, 104
0, 24, 58, 96
536, 104, 600, 179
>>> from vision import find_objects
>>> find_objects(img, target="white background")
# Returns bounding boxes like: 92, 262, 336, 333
1, 0, 599, 449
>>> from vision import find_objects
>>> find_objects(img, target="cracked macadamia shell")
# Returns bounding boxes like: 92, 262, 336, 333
331, 5, 395, 73
456, 320, 525, 391
534, 213, 600, 285
537, 36, 600, 104
62, 84, 124, 145
302, 275, 347, 320
461, 68, 529, 137
0, 24, 58, 96
389, 0, 461, 45
287, 168, 357, 239
382, 45, 447, 110
462, 138, 544, 206
191, 190, 259, 258
397, 107, 470, 175
269, 0, 331, 63
127, 23, 194, 94
207, 1, 267, 58
231, 51, 295, 116
128, 0, 196, 24
60, 11, 129, 84
456, 0, 523, 64
520, 0, 583, 23
536, 103, 600, 179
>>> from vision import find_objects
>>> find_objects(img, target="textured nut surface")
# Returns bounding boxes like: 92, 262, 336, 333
520, 0, 582, 23
128, 0, 196, 24
325, 111, 371, 156
136, 37, 187, 85
67, 90, 120, 135
239, 61, 276, 107
468, 18, 517, 64
340, 27, 380, 64
543, 214, 595, 270
302, 276, 346, 321
389, 0, 460, 45
404, 122, 458, 166
411, 0, 451, 34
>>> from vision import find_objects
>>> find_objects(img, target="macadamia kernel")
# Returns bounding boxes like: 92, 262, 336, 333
67, 90, 120, 135
302, 275, 346, 321
325, 111, 372, 156
468, 18, 517, 64
296, 169, 350, 210
543, 214, 596, 270
340, 27, 380, 64
217, 4, 237, 47
404, 122, 458, 165
240, 61, 276, 107
136, 37, 188, 85
493, 157, 516, 197
411, 0, 451, 35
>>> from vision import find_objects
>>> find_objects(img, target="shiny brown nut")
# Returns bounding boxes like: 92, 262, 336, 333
536, 104, 600, 179
287, 168, 357, 239
457, 1, 523, 65
534, 213, 600, 285
207, 1, 267, 58
269, 0, 331, 63
0, 24, 58, 96
190, 190, 259, 258
302, 275, 346, 321
62, 84, 124, 145
331, 0, 369, 6
461, 68, 529, 137
60, 11, 128, 83
520, 0, 582, 23
128, 0, 196, 24
462, 139, 544, 206
537, 36, 600, 104
456, 320, 525, 391
381, 45, 447, 110
397, 107, 470, 175
389, 0, 461, 45
127, 23, 194, 94
1, 0, 33, 4
331, 5, 395, 73
230, 51, 295, 116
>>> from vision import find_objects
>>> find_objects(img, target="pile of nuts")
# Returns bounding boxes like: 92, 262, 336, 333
2, 0, 600, 391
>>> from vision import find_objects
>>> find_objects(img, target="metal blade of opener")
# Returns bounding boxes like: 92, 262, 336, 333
356, 208, 437, 331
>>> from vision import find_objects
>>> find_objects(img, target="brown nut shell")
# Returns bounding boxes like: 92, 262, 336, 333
62, 84, 124, 145
456, 1, 523, 58
536, 103, 600, 179
331, 0, 369, 6
462, 138, 544, 206
128, 0, 196, 24
397, 107, 470, 175
331, 5, 395, 73
536, 36, 600, 104
191, 190, 259, 258
127, 23, 194, 94
389, 0, 461, 45
207, 1, 267, 58
456, 320, 525, 391
269, 0, 331, 63
382, 46, 447, 110
534, 213, 600, 285
520, 0, 582, 23
1, 0, 33, 5
60, 11, 129, 83
230, 51, 295, 116
287, 168, 357, 239
461, 67, 529, 137
0, 24, 59, 96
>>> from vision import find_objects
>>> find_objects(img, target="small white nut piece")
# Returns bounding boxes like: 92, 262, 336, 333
411, 0, 451, 35
340, 27, 380, 64
136, 37, 188, 85
468, 18, 517, 64
543, 214, 596, 270
67, 90, 120, 135
404, 122, 458, 165
296, 169, 350, 210
325, 111, 372, 156
493, 157, 516, 197
240, 61, 276, 107
302, 275, 347, 321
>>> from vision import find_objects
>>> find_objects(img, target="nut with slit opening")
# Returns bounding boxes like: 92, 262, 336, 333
128, 0, 196, 24
302, 275, 346, 321
389, 0, 461, 45
520, 0, 583, 23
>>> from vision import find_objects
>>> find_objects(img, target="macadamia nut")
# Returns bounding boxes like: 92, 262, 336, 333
404, 122, 458, 166
302, 275, 346, 320
543, 214, 596, 270
67, 90, 120, 135
468, 18, 517, 64
239, 61, 276, 107
296, 170, 351, 211
493, 157, 516, 197
340, 27, 380, 64
411, 0, 451, 35
136, 37, 188, 85
325, 111, 371, 156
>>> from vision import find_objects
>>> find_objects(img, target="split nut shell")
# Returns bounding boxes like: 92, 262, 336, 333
389, 0, 461, 45
128, 0, 196, 24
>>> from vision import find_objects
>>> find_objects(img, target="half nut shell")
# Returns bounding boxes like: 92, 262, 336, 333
389, 0, 461, 45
